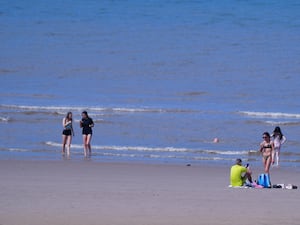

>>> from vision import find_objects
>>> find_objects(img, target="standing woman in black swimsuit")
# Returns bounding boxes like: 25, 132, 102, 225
259, 132, 274, 174
62, 112, 74, 157
80, 111, 94, 157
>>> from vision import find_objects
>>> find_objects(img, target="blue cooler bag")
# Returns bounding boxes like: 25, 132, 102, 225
258, 174, 271, 188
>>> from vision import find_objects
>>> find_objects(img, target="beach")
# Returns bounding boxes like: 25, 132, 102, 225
0, 160, 299, 225
1, 0, 300, 167
1, 1, 300, 224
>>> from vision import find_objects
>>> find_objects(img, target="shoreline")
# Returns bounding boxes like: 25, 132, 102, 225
0, 159, 299, 225
1, 156, 299, 173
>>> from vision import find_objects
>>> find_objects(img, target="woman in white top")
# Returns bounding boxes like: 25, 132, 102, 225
272, 126, 286, 166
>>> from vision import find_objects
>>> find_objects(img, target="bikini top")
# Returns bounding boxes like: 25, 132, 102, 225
263, 144, 272, 149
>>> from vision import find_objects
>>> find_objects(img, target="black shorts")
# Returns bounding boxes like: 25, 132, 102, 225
82, 128, 92, 135
62, 129, 72, 136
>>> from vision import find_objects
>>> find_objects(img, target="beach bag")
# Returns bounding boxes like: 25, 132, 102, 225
257, 173, 271, 188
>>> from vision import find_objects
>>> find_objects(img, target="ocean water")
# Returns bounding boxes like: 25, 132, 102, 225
1, 0, 300, 168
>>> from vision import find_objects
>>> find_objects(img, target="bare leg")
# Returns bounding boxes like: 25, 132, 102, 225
245, 172, 253, 183
275, 151, 279, 166
86, 134, 92, 156
262, 157, 266, 172
62, 135, 67, 155
264, 156, 272, 174
66, 135, 72, 157
82, 135, 88, 157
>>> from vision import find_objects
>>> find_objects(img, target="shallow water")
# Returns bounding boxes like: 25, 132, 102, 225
1, 0, 300, 168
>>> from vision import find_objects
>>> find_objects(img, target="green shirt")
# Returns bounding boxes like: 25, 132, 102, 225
230, 164, 247, 186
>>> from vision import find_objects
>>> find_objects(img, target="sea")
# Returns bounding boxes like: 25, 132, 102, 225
1, 0, 300, 169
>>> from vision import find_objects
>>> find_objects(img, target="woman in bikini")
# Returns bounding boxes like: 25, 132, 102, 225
259, 132, 274, 174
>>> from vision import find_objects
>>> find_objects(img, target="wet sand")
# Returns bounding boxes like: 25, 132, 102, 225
0, 160, 299, 225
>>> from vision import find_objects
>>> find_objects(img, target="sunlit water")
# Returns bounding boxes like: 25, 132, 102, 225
1, 0, 300, 168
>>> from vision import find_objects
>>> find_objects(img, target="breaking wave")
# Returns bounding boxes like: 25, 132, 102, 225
45, 141, 255, 156
239, 111, 300, 119
0, 104, 198, 114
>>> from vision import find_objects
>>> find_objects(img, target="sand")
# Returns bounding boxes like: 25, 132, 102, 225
0, 160, 299, 225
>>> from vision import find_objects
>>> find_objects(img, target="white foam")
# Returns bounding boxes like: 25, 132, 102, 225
0, 104, 197, 115
264, 120, 300, 126
239, 111, 300, 119
0, 104, 134, 112
0, 116, 10, 122
45, 141, 252, 156
202, 149, 250, 155
45, 141, 189, 152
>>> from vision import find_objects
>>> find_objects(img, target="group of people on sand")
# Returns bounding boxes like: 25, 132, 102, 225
230, 126, 286, 187
62, 111, 94, 158
61, 110, 287, 187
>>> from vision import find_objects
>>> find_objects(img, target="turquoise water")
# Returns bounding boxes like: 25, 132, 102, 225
1, 0, 300, 168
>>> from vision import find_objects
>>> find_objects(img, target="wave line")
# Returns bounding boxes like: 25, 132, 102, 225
239, 111, 300, 119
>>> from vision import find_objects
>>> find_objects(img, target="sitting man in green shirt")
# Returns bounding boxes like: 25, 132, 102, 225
230, 158, 253, 187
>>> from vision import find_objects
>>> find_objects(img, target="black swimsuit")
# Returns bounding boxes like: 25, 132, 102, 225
81, 118, 94, 135
62, 121, 72, 136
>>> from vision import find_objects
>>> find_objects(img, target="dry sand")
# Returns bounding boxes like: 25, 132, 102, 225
0, 160, 299, 225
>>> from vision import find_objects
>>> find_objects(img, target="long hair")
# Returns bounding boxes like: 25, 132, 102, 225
65, 112, 72, 121
273, 126, 283, 140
